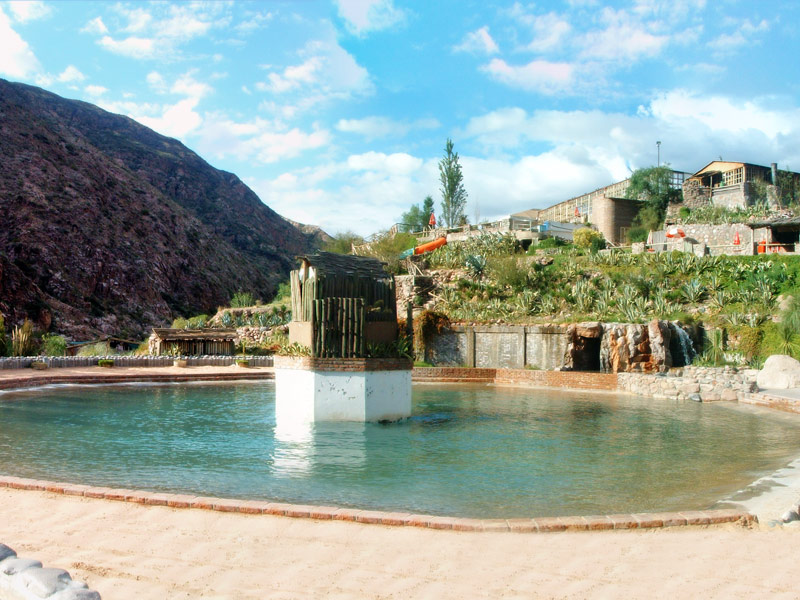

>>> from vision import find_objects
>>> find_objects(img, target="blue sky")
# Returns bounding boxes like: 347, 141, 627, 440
2, 0, 799, 236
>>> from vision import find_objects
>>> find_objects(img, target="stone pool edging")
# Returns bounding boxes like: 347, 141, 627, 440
0, 476, 756, 533
0, 369, 275, 392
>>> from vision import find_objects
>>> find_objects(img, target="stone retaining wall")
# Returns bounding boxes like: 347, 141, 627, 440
617, 366, 758, 402
0, 543, 100, 599
0, 355, 274, 370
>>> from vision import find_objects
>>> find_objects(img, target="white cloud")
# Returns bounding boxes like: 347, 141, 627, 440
482, 58, 574, 94
98, 35, 155, 59
133, 98, 203, 139
521, 12, 572, 53
87, 3, 224, 60
453, 26, 499, 55
0, 6, 40, 78
171, 71, 212, 99
335, 116, 439, 139
256, 35, 373, 111
708, 18, 769, 52
57, 65, 85, 83
193, 113, 331, 164
580, 8, 668, 61
81, 16, 108, 35
335, 0, 406, 36
146, 71, 166, 92
84, 84, 108, 97
7, 0, 51, 23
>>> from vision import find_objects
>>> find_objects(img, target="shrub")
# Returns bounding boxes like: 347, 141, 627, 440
97, 359, 114, 368
78, 341, 113, 356
171, 317, 189, 329
230, 290, 256, 308
0, 313, 6, 357
535, 236, 568, 250
273, 282, 291, 302
41, 333, 67, 356
573, 227, 605, 250
187, 314, 208, 329
11, 319, 34, 357
626, 226, 649, 243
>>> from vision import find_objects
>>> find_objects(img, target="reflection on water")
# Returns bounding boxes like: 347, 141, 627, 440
2, 381, 800, 518
272, 420, 367, 477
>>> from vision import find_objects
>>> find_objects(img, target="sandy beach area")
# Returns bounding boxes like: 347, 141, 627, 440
1, 487, 799, 599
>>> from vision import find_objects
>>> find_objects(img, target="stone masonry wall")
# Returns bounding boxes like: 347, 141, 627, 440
426, 325, 569, 370
617, 366, 758, 402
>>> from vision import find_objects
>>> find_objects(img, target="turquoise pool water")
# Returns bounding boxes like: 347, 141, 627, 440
2, 381, 799, 518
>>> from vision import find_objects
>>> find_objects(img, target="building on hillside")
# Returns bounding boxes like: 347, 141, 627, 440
148, 329, 237, 355
681, 161, 800, 211
534, 171, 690, 245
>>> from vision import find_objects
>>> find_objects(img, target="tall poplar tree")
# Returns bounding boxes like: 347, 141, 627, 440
439, 138, 468, 228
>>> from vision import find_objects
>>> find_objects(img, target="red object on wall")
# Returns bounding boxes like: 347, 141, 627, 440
733, 231, 740, 245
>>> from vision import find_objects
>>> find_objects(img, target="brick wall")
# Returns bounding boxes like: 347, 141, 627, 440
274, 356, 412, 372
413, 367, 618, 390
592, 196, 641, 244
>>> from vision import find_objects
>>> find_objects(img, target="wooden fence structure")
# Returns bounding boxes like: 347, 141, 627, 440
289, 252, 398, 358
313, 298, 366, 358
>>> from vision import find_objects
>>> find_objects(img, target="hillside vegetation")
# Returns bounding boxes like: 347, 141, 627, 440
407, 232, 800, 368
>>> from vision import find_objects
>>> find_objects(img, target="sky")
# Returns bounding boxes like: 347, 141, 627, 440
2, 0, 800, 237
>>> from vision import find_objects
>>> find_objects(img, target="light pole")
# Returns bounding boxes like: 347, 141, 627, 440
656, 141, 661, 167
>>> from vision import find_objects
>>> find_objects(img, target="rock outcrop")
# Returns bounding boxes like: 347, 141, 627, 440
756, 355, 800, 389
0, 78, 322, 338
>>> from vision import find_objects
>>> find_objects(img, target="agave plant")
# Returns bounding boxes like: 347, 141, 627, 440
722, 311, 747, 326
680, 279, 706, 303
571, 279, 594, 313
465, 254, 487, 279
710, 290, 730, 310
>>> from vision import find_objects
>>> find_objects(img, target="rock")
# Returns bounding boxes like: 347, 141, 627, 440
689, 393, 702, 402
53, 590, 102, 600
0, 543, 16, 563
1, 557, 42, 575
757, 355, 800, 389
720, 388, 739, 402
781, 509, 799, 523
21, 567, 72, 597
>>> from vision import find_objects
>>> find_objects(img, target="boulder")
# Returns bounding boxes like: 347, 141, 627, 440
757, 355, 800, 390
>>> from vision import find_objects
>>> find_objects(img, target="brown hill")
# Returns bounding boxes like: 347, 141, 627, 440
0, 79, 323, 339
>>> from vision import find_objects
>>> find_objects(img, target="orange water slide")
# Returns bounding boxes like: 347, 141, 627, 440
414, 236, 447, 255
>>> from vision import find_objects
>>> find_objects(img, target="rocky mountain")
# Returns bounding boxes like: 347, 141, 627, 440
0, 79, 323, 339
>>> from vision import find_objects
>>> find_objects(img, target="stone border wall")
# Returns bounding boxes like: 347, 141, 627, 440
0, 476, 755, 534
0, 542, 100, 600
617, 366, 758, 402
0, 370, 274, 392
0, 355, 273, 370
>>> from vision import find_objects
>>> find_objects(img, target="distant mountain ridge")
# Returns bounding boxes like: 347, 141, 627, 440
0, 78, 324, 338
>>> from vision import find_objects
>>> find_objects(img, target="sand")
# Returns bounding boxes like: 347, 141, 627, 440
1, 488, 799, 599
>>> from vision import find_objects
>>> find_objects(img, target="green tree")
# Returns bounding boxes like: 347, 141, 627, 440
439, 139, 468, 228
324, 231, 364, 254
625, 165, 682, 241
400, 195, 436, 232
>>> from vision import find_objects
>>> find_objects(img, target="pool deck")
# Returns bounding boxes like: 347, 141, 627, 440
0, 364, 275, 390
